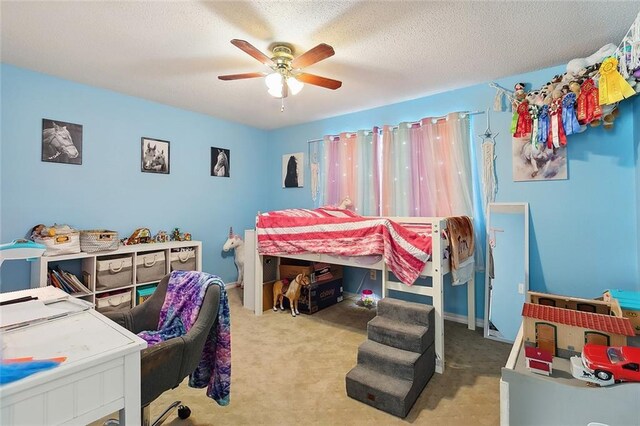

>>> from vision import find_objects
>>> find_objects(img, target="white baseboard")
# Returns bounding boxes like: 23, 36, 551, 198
344, 291, 483, 328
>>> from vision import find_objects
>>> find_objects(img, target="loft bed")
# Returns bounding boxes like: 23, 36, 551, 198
248, 209, 475, 374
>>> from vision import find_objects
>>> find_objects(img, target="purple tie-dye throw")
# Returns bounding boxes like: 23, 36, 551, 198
138, 270, 231, 406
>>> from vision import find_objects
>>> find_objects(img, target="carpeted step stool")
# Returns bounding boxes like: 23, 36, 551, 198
346, 298, 435, 418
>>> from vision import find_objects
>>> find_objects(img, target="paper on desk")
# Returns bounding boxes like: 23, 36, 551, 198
0, 300, 70, 329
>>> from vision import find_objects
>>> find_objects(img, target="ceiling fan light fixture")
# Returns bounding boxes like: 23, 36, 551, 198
265, 72, 283, 91
287, 76, 303, 95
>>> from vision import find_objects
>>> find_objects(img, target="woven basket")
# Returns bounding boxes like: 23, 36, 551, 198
80, 230, 119, 253
33, 231, 81, 256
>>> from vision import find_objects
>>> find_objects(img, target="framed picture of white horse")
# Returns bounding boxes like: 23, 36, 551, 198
141, 137, 170, 174
41, 119, 82, 165
211, 147, 230, 177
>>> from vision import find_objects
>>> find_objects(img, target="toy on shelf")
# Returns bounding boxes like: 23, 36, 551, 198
170, 227, 191, 241
124, 228, 152, 245
154, 230, 169, 243
222, 227, 244, 287
571, 344, 640, 386
272, 273, 311, 317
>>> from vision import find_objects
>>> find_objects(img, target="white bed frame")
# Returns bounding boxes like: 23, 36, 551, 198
249, 216, 475, 374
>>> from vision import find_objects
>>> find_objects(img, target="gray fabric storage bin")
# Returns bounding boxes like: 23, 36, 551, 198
96, 291, 132, 314
136, 251, 166, 283
96, 255, 133, 291
170, 249, 196, 271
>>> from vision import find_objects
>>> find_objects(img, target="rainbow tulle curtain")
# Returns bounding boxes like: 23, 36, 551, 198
381, 113, 474, 218
322, 131, 380, 215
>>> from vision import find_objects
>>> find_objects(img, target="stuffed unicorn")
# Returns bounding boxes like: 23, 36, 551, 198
222, 226, 244, 287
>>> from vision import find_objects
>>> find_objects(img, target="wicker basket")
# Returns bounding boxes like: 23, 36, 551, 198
33, 232, 81, 256
80, 230, 119, 253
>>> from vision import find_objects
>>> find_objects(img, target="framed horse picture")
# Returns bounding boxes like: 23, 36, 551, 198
141, 137, 170, 174
282, 152, 303, 188
41, 119, 83, 165
211, 147, 230, 177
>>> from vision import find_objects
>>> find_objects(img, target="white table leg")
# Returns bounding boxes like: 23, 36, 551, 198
120, 352, 141, 425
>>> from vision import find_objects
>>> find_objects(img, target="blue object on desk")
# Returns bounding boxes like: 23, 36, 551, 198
0, 239, 46, 266
0, 359, 63, 385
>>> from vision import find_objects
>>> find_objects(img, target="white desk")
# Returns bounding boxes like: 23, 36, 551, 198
0, 291, 146, 425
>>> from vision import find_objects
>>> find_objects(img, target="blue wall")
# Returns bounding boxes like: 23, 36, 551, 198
635, 95, 640, 283
267, 65, 640, 316
0, 64, 269, 290
2, 63, 638, 315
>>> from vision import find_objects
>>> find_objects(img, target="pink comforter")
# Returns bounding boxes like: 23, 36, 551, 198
256, 207, 432, 286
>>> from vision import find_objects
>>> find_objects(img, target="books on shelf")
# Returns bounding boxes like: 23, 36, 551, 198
47, 267, 90, 296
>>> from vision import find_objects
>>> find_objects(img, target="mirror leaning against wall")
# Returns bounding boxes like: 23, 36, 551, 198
484, 202, 529, 343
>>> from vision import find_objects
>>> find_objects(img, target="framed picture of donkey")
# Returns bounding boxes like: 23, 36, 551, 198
41, 119, 83, 165
141, 137, 170, 174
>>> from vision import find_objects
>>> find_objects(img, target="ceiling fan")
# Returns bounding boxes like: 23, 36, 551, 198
218, 39, 342, 99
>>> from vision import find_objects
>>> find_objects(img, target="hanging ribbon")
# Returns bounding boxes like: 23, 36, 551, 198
576, 79, 602, 125
598, 57, 636, 105
538, 105, 549, 145
528, 104, 539, 146
510, 110, 518, 135
513, 101, 532, 137
548, 98, 567, 148
561, 93, 581, 136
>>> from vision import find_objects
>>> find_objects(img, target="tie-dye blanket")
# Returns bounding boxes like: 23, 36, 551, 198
138, 270, 231, 406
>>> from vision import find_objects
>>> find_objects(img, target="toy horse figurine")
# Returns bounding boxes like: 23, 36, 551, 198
273, 273, 311, 317
222, 227, 244, 287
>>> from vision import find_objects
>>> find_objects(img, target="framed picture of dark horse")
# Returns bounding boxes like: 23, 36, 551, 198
41, 119, 83, 165
141, 137, 170, 174
211, 147, 230, 177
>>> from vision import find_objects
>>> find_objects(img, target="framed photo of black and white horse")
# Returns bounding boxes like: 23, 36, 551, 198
141, 137, 170, 174
41, 119, 83, 165
211, 147, 230, 177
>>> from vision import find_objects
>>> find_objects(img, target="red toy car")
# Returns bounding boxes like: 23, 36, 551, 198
581, 344, 640, 383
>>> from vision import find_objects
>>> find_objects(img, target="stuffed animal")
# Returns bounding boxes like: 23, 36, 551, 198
222, 227, 244, 287
566, 44, 617, 75
338, 196, 353, 210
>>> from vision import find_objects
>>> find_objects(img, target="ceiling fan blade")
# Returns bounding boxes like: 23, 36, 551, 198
296, 73, 342, 90
291, 43, 335, 69
218, 72, 267, 81
230, 39, 274, 67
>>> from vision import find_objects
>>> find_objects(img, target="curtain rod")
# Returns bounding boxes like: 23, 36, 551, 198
307, 110, 485, 143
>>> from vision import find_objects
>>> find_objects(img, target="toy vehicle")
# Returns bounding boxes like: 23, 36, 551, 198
571, 344, 640, 386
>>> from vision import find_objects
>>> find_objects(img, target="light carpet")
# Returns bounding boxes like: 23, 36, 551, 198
99, 287, 511, 425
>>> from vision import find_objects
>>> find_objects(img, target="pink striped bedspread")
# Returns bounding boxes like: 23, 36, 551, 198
256, 207, 432, 286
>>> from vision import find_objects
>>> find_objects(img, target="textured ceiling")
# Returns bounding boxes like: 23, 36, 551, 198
2, 1, 639, 129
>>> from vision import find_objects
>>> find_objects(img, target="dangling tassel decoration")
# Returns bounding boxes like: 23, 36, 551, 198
599, 57, 636, 105
548, 98, 567, 148
562, 93, 581, 136
479, 111, 498, 219
538, 105, 549, 146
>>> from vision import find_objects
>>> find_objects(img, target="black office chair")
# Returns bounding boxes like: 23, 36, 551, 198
105, 273, 221, 426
